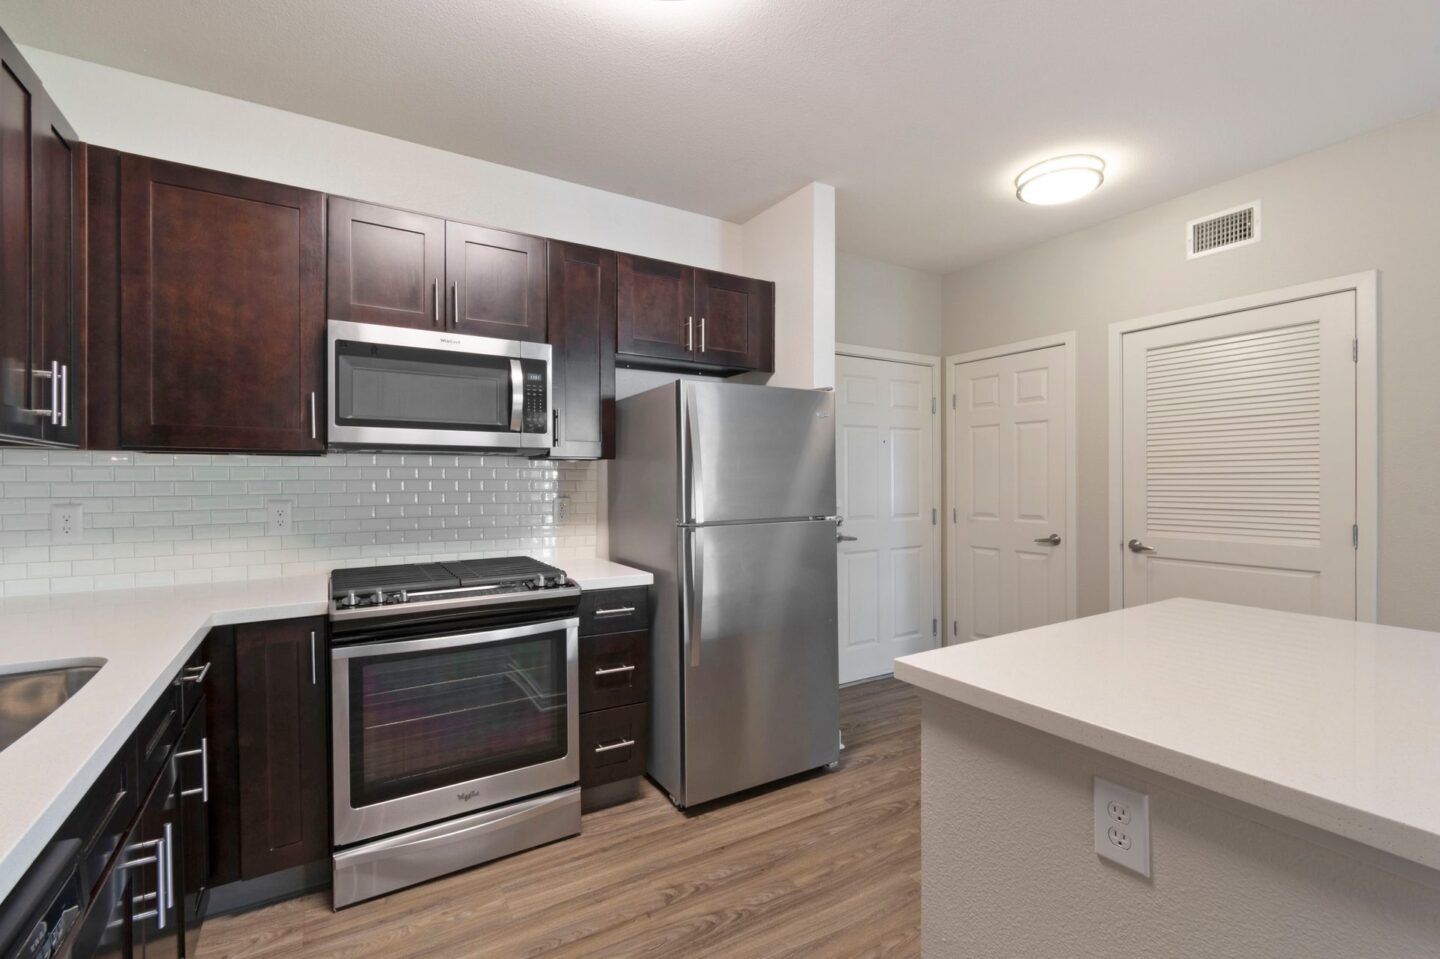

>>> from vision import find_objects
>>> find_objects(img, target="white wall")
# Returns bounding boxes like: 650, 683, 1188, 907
22, 47, 744, 272
943, 108, 1440, 630
836, 252, 942, 356
921, 695, 1440, 958
741, 183, 837, 390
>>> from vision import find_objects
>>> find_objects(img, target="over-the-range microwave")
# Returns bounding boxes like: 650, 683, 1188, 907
327, 319, 552, 452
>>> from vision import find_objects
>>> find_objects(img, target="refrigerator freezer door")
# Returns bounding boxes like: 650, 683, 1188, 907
682, 381, 836, 524
682, 519, 839, 806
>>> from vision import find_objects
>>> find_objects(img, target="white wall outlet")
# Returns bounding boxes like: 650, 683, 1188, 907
554, 495, 571, 524
50, 503, 84, 544
1094, 776, 1150, 877
266, 498, 294, 535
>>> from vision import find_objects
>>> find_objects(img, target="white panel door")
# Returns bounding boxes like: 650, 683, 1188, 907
952, 345, 1068, 641
835, 354, 938, 683
1121, 292, 1356, 616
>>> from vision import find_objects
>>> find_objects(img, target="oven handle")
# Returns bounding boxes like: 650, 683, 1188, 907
330, 616, 581, 660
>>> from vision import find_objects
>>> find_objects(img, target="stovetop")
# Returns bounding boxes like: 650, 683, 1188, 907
330, 556, 572, 617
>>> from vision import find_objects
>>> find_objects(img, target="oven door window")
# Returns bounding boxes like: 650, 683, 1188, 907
334, 340, 516, 433
347, 628, 567, 808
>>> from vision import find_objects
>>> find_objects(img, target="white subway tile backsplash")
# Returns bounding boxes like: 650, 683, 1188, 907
0, 450, 599, 597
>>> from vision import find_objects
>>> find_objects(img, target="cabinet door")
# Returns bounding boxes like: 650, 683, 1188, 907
235, 618, 328, 879
547, 241, 615, 460
445, 220, 546, 341
174, 699, 209, 959
118, 155, 325, 452
616, 254, 694, 364
32, 96, 81, 446
694, 270, 774, 372
327, 197, 444, 330
0, 36, 41, 443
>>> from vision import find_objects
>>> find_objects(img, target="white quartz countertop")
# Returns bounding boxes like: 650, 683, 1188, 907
895, 599, 1440, 872
0, 554, 651, 901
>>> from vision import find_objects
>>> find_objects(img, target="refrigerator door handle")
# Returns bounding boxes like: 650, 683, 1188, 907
686, 527, 704, 668
683, 388, 705, 524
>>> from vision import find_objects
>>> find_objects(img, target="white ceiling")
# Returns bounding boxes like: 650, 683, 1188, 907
4, 0, 1439, 273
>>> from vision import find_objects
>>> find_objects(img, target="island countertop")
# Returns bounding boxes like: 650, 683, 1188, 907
0, 553, 653, 902
895, 598, 1440, 872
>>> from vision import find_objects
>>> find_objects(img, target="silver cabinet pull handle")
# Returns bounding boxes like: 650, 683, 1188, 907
177, 736, 209, 802
310, 391, 318, 440
182, 661, 210, 685
1127, 538, 1157, 553
27, 362, 57, 421
593, 664, 635, 676
432, 277, 440, 326
594, 738, 635, 754
593, 606, 635, 618
450, 281, 459, 325
699, 316, 706, 352
162, 822, 175, 916
1034, 533, 1062, 546
58, 364, 67, 427
686, 315, 693, 352
310, 630, 318, 686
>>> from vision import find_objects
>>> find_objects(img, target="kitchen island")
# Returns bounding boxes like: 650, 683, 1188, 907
895, 598, 1440, 958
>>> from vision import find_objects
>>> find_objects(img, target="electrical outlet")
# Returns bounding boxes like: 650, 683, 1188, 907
1094, 777, 1150, 877
49, 503, 84, 544
266, 498, 294, 536
554, 495, 571, 524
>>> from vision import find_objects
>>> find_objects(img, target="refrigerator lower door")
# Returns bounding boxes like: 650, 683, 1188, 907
682, 519, 839, 806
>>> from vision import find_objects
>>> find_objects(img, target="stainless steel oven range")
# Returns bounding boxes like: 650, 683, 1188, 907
328, 557, 582, 908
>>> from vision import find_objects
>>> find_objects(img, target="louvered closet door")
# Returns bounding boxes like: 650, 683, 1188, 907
1121, 292, 1356, 617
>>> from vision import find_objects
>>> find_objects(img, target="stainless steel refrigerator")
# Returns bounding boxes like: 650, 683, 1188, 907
608, 380, 839, 808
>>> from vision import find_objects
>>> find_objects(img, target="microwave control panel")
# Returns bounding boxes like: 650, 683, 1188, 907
521, 361, 548, 433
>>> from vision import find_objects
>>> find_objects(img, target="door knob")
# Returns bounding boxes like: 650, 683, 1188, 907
1033, 533, 1061, 546
837, 533, 859, 543
1127, 539, 1157, 553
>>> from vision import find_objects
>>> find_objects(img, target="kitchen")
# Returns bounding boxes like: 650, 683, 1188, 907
2, 2, 1440, 958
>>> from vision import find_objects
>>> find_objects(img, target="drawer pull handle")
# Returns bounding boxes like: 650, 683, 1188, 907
593, 664, 636, 677
594, 738, 635, 754
593, 606, 636, 618
181, 662, 210, 685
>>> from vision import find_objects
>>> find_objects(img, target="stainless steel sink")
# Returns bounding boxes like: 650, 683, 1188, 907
0, 661, 104, 752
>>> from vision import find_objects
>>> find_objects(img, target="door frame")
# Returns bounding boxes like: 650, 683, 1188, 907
944, 333, 1079, 642
834, 343, 944, 664
1107, 271, 1379, 621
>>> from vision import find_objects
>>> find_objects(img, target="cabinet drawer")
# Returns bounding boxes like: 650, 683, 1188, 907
134, 681, 180, 789
578, 587, 649, 636
579, 630, 649, 713
579, 703, 647, 788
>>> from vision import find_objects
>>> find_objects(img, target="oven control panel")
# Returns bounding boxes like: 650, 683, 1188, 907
521, 360, 548, 434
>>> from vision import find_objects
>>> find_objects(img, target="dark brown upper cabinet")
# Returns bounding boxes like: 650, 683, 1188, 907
445, 221, 546, 341
694, 269, 774, 372
546, 240, 616, 460
234, 617, 329, 879
616, 254, 774, 374
616, 254, 694, 366
116, 154, 326, 452
328, 197, 445, 329
0, 29, 81, 447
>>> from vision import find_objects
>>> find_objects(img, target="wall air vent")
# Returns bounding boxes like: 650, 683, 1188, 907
1187, 201, 1260, 259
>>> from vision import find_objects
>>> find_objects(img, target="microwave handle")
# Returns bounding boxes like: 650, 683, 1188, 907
510, 358, 523, 432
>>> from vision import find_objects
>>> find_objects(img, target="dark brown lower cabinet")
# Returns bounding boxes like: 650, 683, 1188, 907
175, 699, 209, 959
133, 723, 181, 959
577, 587, 651, 797
579, 703, 647, 788
233, 617, 330, 878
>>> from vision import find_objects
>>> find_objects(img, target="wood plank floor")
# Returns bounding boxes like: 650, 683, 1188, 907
197, 678, 919, 959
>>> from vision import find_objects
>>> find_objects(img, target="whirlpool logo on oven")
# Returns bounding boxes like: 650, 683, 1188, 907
457, 789, 482, 802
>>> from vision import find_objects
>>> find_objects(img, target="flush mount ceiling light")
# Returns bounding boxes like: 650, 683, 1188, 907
1014, 155, 1106, 205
